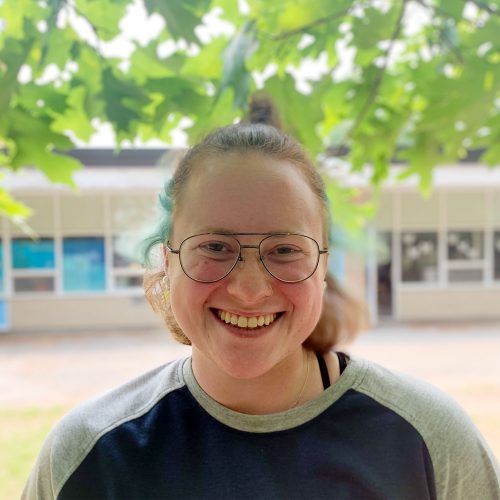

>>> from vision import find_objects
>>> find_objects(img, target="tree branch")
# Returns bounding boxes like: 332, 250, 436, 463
412, 0, 465, 64
346, 0, 408, 141
62, 0, 114, 57
262, 7, 351, 41
413, 0, 460, 21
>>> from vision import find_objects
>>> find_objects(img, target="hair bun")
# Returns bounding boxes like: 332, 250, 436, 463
247, 95, 282, 129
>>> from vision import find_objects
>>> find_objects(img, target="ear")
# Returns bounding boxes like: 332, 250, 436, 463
319, 253, 329, 280
162, 244, 169, 273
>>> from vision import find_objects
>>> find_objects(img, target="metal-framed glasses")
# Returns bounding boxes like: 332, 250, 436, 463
165, 233, 329, 284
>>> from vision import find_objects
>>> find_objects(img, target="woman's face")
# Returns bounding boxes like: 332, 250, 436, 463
166, 152, 328, 380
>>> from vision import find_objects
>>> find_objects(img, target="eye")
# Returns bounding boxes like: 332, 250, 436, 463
195, 239, 238, 261
201, 242, 232, 253
266, 244, 304, 261
274, 245, 300, 255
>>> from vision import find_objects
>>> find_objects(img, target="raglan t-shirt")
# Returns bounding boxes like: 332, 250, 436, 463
23, 356, 500, 500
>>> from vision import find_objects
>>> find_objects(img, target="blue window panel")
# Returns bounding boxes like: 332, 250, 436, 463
12, 238, 55, 269
63, 237, 106, 292
0, 300, 8, 328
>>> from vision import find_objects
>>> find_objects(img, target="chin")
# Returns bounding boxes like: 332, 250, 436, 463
213, 350, 282, 380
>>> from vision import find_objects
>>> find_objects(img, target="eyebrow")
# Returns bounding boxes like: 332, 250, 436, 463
196, 227, 294, 235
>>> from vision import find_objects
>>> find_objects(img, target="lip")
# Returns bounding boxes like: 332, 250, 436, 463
209, 308, 284, 338
211, 307, 283, 317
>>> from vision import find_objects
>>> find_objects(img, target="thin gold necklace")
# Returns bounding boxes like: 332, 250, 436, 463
289, 350, 310, 409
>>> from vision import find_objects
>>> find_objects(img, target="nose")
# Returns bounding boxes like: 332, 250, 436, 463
226, 251, 273, 303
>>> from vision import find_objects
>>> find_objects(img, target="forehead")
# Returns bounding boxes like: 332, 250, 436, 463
172, 152, 324, 239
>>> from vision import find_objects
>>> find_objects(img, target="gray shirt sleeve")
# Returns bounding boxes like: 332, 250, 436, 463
22, 361, 185, 500
355, 359, 500, 500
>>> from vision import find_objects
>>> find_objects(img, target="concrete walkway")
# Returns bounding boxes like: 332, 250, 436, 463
1, 321, 499, 456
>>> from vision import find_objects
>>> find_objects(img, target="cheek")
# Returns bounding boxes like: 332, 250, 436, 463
282, 280, 324, 316
169, 275, 218, 324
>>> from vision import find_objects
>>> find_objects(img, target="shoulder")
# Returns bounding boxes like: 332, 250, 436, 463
349, 357, 500, 499
22, 358, 188, 500
349, 357, 465, 424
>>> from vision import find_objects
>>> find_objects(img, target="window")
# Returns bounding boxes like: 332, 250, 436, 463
12, 238, 56, 293
112, 234, 144, 290
494, 231, 500, 281
13, 238, 55, 269
401, 232, 439, 283
447, 231, 485, 283
63, 237, 106, 292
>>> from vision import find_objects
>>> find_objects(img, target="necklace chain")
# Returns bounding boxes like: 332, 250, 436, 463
289, 350, 310, 409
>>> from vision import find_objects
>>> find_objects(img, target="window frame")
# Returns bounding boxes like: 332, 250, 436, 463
446, 229, 487, 285
62, 236, 107, 293
11, 236, 57, 295
399, 231, 440, 285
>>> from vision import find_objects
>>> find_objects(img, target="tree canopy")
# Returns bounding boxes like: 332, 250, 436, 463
0, 0, 499, 228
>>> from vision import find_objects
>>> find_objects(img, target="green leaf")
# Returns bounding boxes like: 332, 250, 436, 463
129, 45, 177, 82
0, 37, 34, 115
0, 186, 32, 219
215, 0, 244, 27
11, 137, 82, 186
8, 108, 73, 156
480, 143, 500, 166
36, 26, 77, 73
0, 0, 36, 40
0, 0, 498, 227
436, 0, 464, 21
100, 67, 150, 136
277, 2, 325, 31
5, 108, 81, 184
351, 6, 399, 51
50, 86, 95, 142
324, 177, 375, 251
76, 0, 129, 41
181, 36, 227, 79
70, 45, 103, 96
216, 20, 258, 109
144, 0, 210, 43
263, 73, 324, 155
398, 133, 442, 194
186, 90, 238, 143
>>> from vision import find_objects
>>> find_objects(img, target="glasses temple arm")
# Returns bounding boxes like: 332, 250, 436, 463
165, 242, 180, 254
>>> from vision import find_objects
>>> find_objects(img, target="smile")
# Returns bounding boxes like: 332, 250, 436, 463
214, 308, 280, 329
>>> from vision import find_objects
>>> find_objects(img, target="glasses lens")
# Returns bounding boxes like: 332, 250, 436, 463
179, 234, 239, 282
260, 234, 319, 282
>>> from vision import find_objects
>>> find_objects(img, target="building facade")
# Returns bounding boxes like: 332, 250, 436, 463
2, 150, 500, 333
368, 167, 500, 322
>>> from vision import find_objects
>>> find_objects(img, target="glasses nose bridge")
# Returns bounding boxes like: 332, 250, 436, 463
237, 243, 262, 262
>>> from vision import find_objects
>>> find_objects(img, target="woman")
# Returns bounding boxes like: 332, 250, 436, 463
24, 122, 499, 500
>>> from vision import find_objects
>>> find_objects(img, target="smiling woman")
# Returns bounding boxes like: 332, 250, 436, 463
23, 103, 500, 499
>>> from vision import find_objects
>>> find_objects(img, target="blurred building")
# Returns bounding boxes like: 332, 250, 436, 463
1, 149, 500, 332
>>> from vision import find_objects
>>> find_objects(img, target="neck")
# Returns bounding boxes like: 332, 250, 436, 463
191, 347, 316, 415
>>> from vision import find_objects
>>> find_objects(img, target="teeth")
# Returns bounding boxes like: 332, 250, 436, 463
217, 309, 279, 329
248, 317, 258, 328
